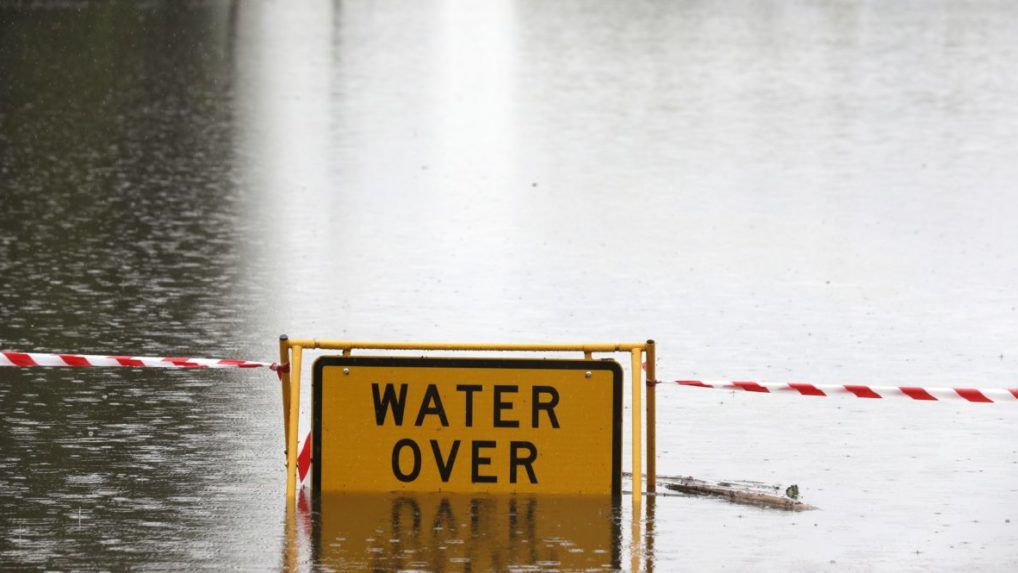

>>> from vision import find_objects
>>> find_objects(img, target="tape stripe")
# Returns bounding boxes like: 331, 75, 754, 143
733, 381, 768, 393
789, 383, 826, 397
112, 356, 146, 367
5, 353, 38, 367
899, 387, 937, 401
845, 385, 882, 399
59, 354, 91, 367
954, 388, 991, 403
676, 380, 711, 388
163, 358, 206, 368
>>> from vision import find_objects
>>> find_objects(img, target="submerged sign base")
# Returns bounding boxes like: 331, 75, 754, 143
314, 492, 620, 570
312, 356, 622, 497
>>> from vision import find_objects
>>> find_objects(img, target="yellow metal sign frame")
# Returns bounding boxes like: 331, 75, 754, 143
277, 337, 657, 503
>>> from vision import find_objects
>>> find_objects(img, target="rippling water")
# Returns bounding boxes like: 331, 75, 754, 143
2, 0, 1017, 570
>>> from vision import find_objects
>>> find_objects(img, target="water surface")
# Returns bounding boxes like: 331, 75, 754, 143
2, 0, 1017, 570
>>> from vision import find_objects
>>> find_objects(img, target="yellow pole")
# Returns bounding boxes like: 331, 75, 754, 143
283, 498, 297, 570
646, 339, 656, 493
631, 348, 642, 506
286, 345, 303, 499
645, 494, 656, 573
278, 335, 291, 459
631, 509, 641, 573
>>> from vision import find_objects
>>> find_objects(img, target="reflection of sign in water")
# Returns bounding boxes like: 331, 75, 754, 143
312, 357, 622, 495
315, 493, 620, 571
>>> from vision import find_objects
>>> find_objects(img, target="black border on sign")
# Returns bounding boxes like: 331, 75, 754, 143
311, 356, 623, 501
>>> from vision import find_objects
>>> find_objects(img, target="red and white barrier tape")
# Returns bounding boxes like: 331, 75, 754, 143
652, 379, 1018, 403
8, 350, 1013, 483
0, 351, 285, 371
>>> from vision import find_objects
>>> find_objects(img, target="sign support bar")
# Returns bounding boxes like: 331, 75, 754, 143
646, 340, 656, 494
630, 349, 643, 503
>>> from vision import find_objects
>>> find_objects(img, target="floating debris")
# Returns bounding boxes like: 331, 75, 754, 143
659, 476, 816, 511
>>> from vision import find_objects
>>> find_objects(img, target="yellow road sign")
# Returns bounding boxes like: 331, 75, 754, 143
312, 357, 622, 496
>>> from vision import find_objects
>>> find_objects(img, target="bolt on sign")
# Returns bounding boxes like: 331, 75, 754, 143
312, 357, 622, 496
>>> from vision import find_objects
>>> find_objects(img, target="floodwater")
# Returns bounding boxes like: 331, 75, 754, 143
2, 0, 1017, 570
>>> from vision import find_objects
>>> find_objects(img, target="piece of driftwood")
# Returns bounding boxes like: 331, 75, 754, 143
661, 476, 816, 511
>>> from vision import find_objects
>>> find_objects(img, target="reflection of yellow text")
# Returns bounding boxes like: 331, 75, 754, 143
316, 493, 619, 571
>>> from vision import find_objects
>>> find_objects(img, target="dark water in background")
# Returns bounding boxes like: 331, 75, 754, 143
2, 0, 1018, 570
0, 2, 282, 569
